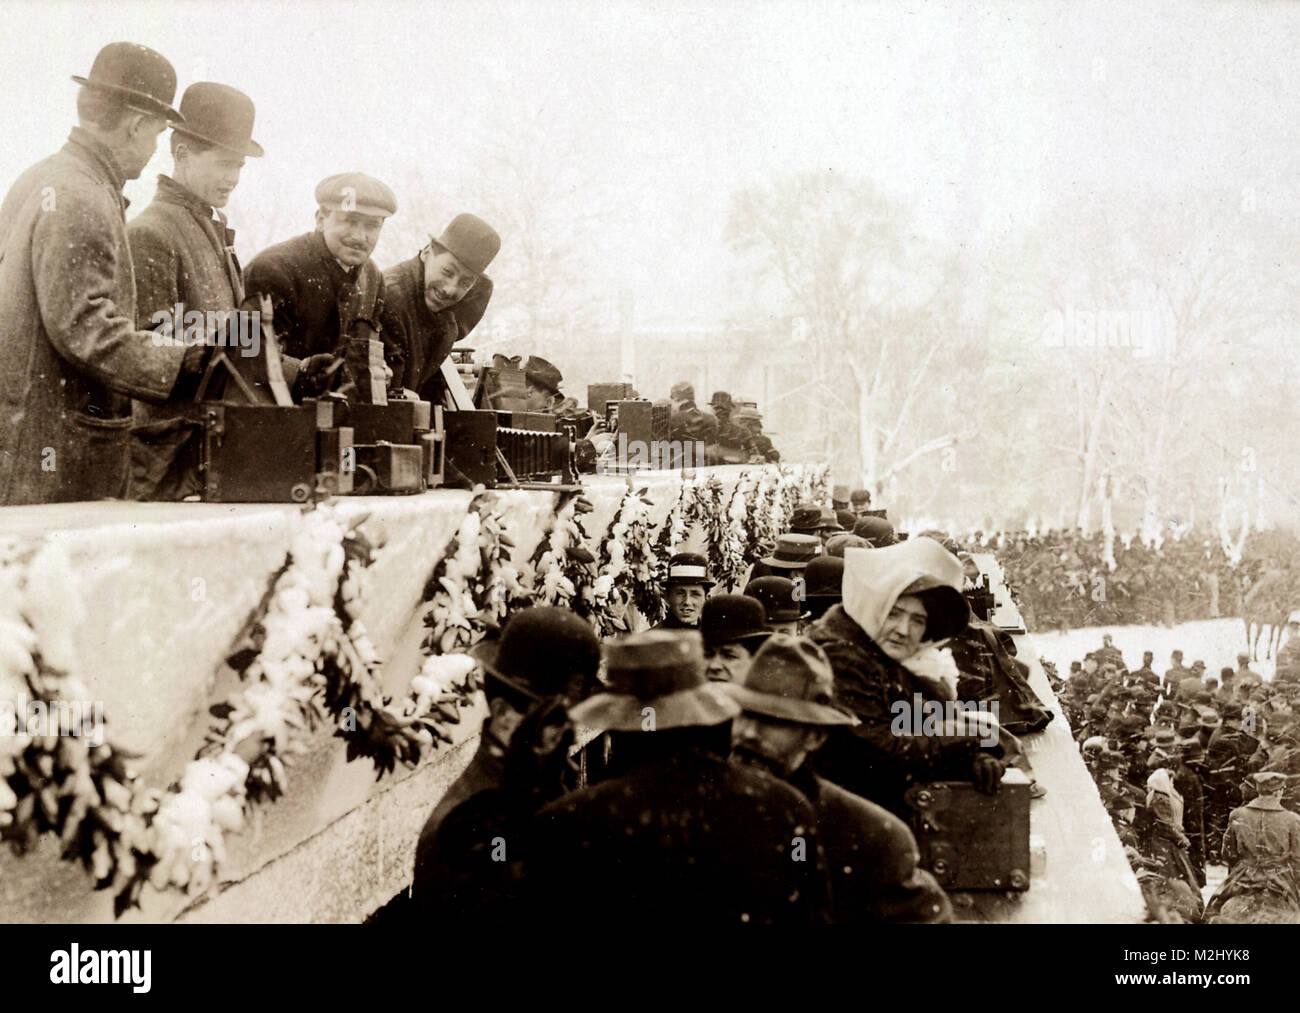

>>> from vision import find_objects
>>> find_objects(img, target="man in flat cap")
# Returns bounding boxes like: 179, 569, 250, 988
727, 634, 952, 922
127, 82, 291, 498
0, 43, 206, 503
412, 606, 600, 920
523, 630, 832, 926
380, 213, 499, 401
244, 171, 397, 390
1205, 771, 1300, 922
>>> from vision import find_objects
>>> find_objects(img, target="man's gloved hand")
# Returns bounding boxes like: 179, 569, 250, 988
292, 353, 339, 400
972, 753, 1005, 794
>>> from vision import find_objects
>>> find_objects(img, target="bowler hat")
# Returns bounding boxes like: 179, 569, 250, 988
724, 634, 857, 727
710, 391, 733, 409
849, 489, 871, 506
835, 509, 857, 530
788, 505, 824, 534
670, 381, 696, 402
315, 172, 397, 218
665, 551, 714, 589
700, 595, 772, 652
171, 83, 263, 157
743, 576, 809, 623
568, 631, 739, 732
523, 356, 562, 394
802, 555, 844, 619
853, 515, 896, 547
469, 606, 600, 703
434, 213, 500, 275
760, 533, 823, 570
72, 42, 183, 121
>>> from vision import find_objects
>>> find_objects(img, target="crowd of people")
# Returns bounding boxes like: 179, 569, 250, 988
1054, 633, 1300, 923
400, 490, 1059, 926
992, 529, 1300, 632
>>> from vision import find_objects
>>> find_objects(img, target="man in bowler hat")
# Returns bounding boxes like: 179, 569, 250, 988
412, 606, 600, 919
523, 630, 832, 926
127, 82, 316, 498
0, 43, 202, 503
380, 213, 500, 401
726, 634, 952, 922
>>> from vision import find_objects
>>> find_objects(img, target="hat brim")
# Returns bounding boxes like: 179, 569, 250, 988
705, 630, 772, 652
760, 557, 816, 570
724, 684, 858, 727
468, 639, 542, 703
320, 202, 394, 219
171, 123, 264, 158
73, 76, 184, 122
570, 683, 739, 732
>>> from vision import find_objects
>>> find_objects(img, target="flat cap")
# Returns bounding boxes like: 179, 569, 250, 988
315, 172, 397, 218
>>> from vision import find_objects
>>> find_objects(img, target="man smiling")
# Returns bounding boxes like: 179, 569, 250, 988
244, 171, 396, 375
380, 213, 498, 400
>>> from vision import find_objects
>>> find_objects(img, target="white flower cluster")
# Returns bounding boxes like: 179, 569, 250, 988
427, 509, 486, 654
150, 753, 250, 893
532, 498, 584, 608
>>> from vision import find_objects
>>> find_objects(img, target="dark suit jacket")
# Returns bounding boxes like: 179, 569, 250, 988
244, 230, 385, 361
379, 255, 492, 397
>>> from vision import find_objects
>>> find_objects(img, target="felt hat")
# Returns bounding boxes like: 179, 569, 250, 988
523, 356, 563, 393
72, 42, 183, 121
760, 533, 823, 570
743, 576, 809, 623
700, 594, 772, 652
433, 213, 500, 275
568, 630, 738, 732
469, 605, 601, 703
724, 634, 857, 727
171, 82, 263, 156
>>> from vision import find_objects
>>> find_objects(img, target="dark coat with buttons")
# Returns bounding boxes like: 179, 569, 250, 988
244, 230, 385, 361
379, 255, 492, 398
0, 129, 186, 504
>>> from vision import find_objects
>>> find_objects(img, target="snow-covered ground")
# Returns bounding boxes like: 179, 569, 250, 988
1030, 618, 1284, 685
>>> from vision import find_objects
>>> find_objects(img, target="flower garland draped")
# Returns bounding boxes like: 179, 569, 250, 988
0, 462, 827, 916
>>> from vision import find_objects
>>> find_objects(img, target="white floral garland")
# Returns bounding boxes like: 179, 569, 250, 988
2, 463, 822, 915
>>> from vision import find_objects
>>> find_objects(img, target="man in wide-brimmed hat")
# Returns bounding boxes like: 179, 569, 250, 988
245, 171, 397, 371
380, 213, 499, 400
726, 634, 952, 923
524, 630, 832, 926
0, 43, 203, 504
127, 81, 298, 498
412, 606, 600, 918
752, 532, 823, 584
700, 594, 772, 682
806, 539, 1005, 817
654, 551, 714, 631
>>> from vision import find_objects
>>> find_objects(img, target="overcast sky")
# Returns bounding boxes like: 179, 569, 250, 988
2, 0, 1296, 326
